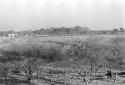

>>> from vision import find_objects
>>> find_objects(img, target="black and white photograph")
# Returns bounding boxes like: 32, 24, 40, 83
0, 0, 125, 85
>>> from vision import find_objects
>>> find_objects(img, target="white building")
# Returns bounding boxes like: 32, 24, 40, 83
8, 33, 18, 39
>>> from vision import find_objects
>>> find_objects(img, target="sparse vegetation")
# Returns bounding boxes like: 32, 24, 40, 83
64, 37, 122, 83
0, 35, 125, 85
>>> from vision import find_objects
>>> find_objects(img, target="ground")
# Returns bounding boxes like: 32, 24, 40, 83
0, 35, 125, 85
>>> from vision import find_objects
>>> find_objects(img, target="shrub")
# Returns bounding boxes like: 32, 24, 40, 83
18, 58, 50, 81
0, 42, 63, 62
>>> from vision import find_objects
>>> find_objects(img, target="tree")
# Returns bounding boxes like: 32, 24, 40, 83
65, 40, 104, 82
65, 38, 122, 82
0, 42, 62, 82
14, 58, 51, 82
112, 28, 119, 34
119, 27, 124, 32
66, 28, 70, 34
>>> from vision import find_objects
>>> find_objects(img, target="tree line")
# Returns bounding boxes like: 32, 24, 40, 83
0, 26, 124, 36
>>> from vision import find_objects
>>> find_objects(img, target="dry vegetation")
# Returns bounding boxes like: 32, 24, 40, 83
0, 35, 125, 85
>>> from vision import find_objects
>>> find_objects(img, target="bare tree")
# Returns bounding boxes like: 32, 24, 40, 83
13, 58, 51, 82
65, 38, 118, 83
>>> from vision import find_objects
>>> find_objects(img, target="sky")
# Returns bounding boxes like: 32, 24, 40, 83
0, 0, 125, 31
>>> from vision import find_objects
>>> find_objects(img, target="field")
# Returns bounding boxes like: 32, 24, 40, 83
0, 35, 125, 85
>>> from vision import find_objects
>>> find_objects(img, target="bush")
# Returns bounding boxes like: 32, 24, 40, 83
0, 42, 63, 62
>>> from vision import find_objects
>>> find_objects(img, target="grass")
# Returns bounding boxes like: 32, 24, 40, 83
0, 35, 125, 85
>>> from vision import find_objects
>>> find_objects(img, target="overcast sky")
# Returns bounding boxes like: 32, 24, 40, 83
0, 0, 125, 31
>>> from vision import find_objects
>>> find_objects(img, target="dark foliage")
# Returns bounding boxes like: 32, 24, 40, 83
0, 43, 63, 63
